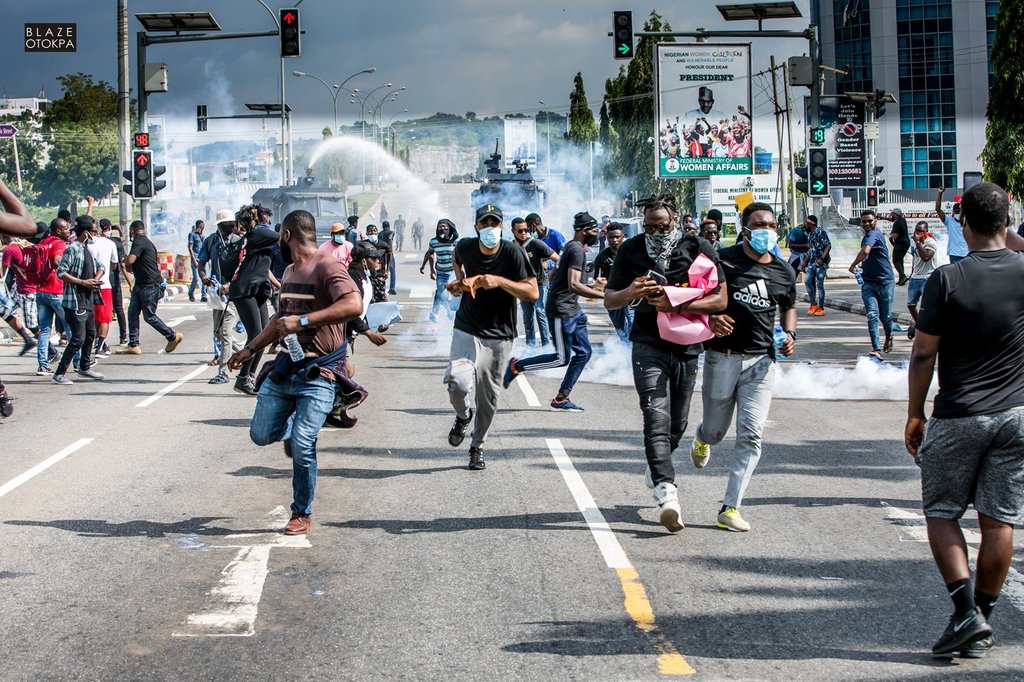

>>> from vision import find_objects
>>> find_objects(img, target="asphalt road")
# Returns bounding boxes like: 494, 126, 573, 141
1, 254, 1022, 681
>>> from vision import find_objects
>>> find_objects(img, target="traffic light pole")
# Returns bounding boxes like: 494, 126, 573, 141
135, 28, 280, 226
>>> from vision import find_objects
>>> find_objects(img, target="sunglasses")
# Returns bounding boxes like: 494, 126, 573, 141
643, 223, 674, 234
513, 228, 530, 234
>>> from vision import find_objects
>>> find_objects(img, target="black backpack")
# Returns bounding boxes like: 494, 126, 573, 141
218, 236, 245, 282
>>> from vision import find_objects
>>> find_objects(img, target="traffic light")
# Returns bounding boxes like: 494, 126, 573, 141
809, 127, 826, 145
807, 146, 829, 197
866, 186, 878, 207
872, 165, 886, 187
873, 88, 887, 119
279, 8, 300, 58
197, 105, 207, 132
613, 11, 633, 60
132, 149, 153, 198
152, 161, 167, 196
795, 164, 809, 195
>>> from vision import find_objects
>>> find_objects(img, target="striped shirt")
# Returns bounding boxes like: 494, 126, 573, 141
57, 240, 101, 312
428, 237, 456, 273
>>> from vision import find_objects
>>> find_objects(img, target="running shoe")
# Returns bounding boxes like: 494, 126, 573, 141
932, 608, 992, 657
51, 374, 73, 386
960, 634, 995, 659
717, 506, 751, 532
116, 345, 142, 355
36, 365, 51, 376
806, 305, 819, 316
468, 446, 485, 470
653, 482, 683, 533
690, 437, 711, 468
502, 358, 521, 389
448, 409, 473, 447
550, 397, 584, 412
165, 332, 184, 353
76, 368, 105, 381
812, 307, 825, 316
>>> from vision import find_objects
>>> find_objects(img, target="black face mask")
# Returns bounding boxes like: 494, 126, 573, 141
280, 239, 293, 264
584, 233, 599, 247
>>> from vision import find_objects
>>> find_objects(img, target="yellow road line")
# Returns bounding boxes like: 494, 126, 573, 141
546, 438, 695, 676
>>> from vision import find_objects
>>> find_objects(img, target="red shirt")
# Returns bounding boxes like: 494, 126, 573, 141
2, 243, 38, 295
35, 235, 67, 294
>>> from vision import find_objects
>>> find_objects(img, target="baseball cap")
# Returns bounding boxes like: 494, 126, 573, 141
475, 204, 503, 222
330, 222, 345, 234
351, 242, 385, 261
215, 209, 235, 224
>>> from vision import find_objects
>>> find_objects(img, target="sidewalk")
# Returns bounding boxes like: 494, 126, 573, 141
800, 275, 915, 326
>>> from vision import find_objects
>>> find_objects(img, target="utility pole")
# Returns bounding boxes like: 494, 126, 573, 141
782, 60, 797, 224
117, 0, 131, 225
769, 56, 788, 226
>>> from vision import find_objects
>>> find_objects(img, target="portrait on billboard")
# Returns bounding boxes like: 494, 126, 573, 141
655, 43, 753, 178
503, 118, 538, 168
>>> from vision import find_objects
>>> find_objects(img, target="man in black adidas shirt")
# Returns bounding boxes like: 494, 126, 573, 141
444, 204, 537, 471
905, 182, 1024, 658
604, 195, 727, 532
691, 201, 797, 534
504, 212, 604, 411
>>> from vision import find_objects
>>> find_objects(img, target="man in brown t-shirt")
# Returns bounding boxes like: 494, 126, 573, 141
229, 209, 362, 535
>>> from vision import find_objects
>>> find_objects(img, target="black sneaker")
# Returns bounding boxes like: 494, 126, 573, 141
448, 409, 473, 447
932, 607, 992, 657
468, 446, 485, 470
960, 634, 995, 659
233, 377, 257, 396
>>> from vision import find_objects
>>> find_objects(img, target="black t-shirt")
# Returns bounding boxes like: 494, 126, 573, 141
548, 240, 587, 318
607, 233, 723, 354
519, 237, 554, 277
379, 228, 395, 255
129, 234, 163, 286
706, 244, 797, 358
891, 217, 911, 247
229, 226, 278, 300
453, 238, 533, 340
916, 249, 1024, 418
594, 246, 617, 280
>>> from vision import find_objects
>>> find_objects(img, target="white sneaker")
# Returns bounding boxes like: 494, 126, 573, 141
690, 437, 711, 468
716, 506, 751, 532
653, 482, 684, 533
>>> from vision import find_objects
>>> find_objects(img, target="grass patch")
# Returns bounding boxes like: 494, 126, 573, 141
348, 193, 380, 218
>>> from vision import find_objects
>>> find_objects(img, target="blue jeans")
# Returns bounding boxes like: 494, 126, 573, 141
431, 270, 454, 318
804, 263, 827, 307
520, 281, 549, 346
35, 292, 68, 368
516, 310, 592, 397
388, 254, 397, 292
188, 262, 207, 300
249, 372, 336, 516
607, 305, 633, 343
861, 281, 894, 351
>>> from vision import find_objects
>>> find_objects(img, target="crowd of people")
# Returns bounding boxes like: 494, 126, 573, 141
2, 173, 1023, 660
659, 89, 753, 161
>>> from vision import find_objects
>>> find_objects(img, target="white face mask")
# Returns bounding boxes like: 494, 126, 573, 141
367, 234, 378, 243
478, 226, 501, 248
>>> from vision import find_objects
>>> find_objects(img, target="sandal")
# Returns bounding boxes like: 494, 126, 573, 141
869, 350, 883, 361
883, 336, 893, 353
207, 355, 221, 366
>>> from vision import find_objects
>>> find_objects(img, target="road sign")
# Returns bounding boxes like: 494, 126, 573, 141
0, 124, 18, 139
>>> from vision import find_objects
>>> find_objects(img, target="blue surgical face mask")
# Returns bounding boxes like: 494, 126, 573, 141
747, 229, 777, 255
478, 226, 501, 248
332, 234, 345, 245
367, 234, 378, 243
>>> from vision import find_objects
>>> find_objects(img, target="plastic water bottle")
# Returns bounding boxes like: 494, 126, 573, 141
853, 267, 864, 287
773, 325, 789, 359
283, 333, 305, 362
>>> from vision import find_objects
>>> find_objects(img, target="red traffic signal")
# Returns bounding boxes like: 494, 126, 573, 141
279, 8, 300, 57
133, 132, 150, 148
867, 186, 878, 207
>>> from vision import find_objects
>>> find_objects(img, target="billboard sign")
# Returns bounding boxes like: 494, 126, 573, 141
807, 96, 866, 188
655, 43, 753, 178
503, 117, 537, 168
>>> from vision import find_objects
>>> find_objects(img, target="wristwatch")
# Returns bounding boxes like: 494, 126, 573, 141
299, 315, 310, 329
785, 330, 797, 341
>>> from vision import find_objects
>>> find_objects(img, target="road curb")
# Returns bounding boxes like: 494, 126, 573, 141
801, 293, 914, 325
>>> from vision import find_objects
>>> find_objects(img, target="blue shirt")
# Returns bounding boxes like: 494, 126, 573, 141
860, 228, 894, 284
187, 230, 204, 256
539, 228, 566, 254
944, 214, 968, 258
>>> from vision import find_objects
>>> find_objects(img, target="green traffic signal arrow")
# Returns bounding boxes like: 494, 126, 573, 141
812, 180, 826, 193
618, 43, 630, 55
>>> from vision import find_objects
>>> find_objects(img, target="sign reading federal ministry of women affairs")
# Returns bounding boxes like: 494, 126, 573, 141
655, 43, 752, 178
24, 24, 76, 52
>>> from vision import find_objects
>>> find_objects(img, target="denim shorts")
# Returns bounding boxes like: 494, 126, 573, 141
907, 277, 928, 307
918, 407, 1024, 525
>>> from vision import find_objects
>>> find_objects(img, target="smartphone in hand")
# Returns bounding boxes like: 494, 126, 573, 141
645, 269, 668, 286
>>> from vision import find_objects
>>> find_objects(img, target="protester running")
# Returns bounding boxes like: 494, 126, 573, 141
510, 216, 557, 348
848, 210, 895, 360
117, 220, 183, 356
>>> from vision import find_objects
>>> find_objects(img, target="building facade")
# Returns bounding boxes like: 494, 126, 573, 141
0, 97, 49, 118
815, 0, 997, 195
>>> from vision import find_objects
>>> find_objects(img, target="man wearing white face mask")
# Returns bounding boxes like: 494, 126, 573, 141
691, 201, 797, 533
444, 204, 538, 470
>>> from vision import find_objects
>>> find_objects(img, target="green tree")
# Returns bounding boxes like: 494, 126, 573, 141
34, 74, 120, 210
568, 72, 599, 146
604, 11, 694, 210
980, 2, 1024, 195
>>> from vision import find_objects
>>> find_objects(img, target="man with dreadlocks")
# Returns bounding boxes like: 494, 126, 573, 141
604, 194, 727, 532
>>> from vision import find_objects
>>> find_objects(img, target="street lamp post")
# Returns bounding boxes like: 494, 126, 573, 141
538, 100, 551, 178
292, 67, 374, 135
355, 83, 393, 187
386, 109, 408, 154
